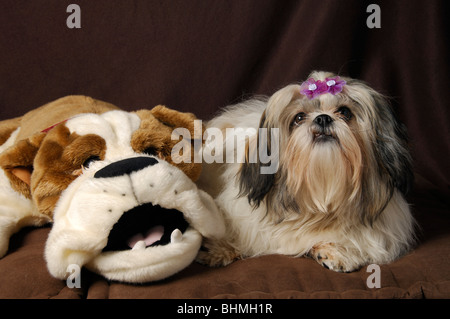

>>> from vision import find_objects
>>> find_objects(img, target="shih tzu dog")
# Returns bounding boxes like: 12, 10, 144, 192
196, 71, 416, 272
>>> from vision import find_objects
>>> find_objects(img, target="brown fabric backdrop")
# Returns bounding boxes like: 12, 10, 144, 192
0, 0, 448, 198
0, 0, 449, 299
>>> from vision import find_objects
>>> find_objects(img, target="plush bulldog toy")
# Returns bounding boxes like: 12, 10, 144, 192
0, 96, 224, 283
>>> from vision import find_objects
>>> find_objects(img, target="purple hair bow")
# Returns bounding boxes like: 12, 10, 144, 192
300, 76, 346, 99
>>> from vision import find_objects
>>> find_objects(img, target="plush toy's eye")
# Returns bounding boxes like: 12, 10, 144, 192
82, 155, 101, 168
292, 112, 307, 126
142, 147, 158, 156
336, 106, 353, 121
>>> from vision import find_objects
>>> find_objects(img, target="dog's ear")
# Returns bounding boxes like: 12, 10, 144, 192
238, 85, 302, 208
371, 93, 413, 196
238, 110, 277, 208
363, 94, 413, 225
0, 131, 46, 198
345, 80, 413, 224
346, 81, 413, 196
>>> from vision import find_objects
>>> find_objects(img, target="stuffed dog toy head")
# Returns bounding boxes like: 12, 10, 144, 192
0, 96, 224, 283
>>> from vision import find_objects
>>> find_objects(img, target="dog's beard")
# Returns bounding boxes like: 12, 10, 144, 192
282, 124, 363, 216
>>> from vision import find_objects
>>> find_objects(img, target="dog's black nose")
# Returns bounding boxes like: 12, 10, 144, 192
314, 114, 333, 128
94, 157, 158, 179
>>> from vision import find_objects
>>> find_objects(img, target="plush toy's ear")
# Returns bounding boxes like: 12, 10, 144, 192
147, 105, 204, 181
150, 105, 202, 136
151, 104, 204, 153
0, 131, 46, 198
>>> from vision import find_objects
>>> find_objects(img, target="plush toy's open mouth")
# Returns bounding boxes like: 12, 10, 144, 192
102, 202, 189, 252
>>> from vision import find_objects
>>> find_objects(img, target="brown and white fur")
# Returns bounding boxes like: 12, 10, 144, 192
0, 96, 225, 283
197, 71, 416, 272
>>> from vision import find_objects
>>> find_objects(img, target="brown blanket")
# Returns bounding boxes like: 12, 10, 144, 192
0, 0, 448, 299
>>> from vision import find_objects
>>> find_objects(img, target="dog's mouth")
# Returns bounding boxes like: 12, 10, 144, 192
313, 132, 335, 142
312, 125, 336, 142
102, 202, 189, 252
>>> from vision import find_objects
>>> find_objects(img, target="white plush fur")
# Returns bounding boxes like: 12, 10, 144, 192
86, 228, 201, 282
37, 110, 225, 283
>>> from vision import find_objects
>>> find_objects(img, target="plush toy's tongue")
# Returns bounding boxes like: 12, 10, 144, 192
127, 225, 165, 249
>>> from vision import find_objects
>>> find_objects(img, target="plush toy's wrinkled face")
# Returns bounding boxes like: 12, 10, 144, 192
26, 108, 202, 217
37, 110, 222, 283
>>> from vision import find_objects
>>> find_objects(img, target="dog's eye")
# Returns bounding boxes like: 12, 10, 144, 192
142, 147, 158, 156
82, 155, 101, 168
336, 106, 353, 121
292, 112, 307, 126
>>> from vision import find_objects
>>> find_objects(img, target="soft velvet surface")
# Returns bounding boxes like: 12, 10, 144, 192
0, 0, 448, 298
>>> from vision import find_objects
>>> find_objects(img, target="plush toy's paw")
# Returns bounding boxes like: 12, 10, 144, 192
0, 220, 12, 258
308, 242, 362, 272
196, 238, 241, 267
0, 236, 8, 258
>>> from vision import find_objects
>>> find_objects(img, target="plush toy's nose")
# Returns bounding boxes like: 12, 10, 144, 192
94, 157, 158, 179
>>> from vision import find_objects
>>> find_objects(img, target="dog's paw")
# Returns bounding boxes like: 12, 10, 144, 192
195, 239, 241, 267
308, 242, 362, 272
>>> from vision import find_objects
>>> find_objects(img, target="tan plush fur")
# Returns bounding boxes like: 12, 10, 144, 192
15, 96, 120, 141
0, 117, 21, 146
0, 96, 205, 259
0, 96, 118, 207
132, 107, 203, 181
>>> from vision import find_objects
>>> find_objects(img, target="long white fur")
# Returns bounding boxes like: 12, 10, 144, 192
198, 71, 415, 272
